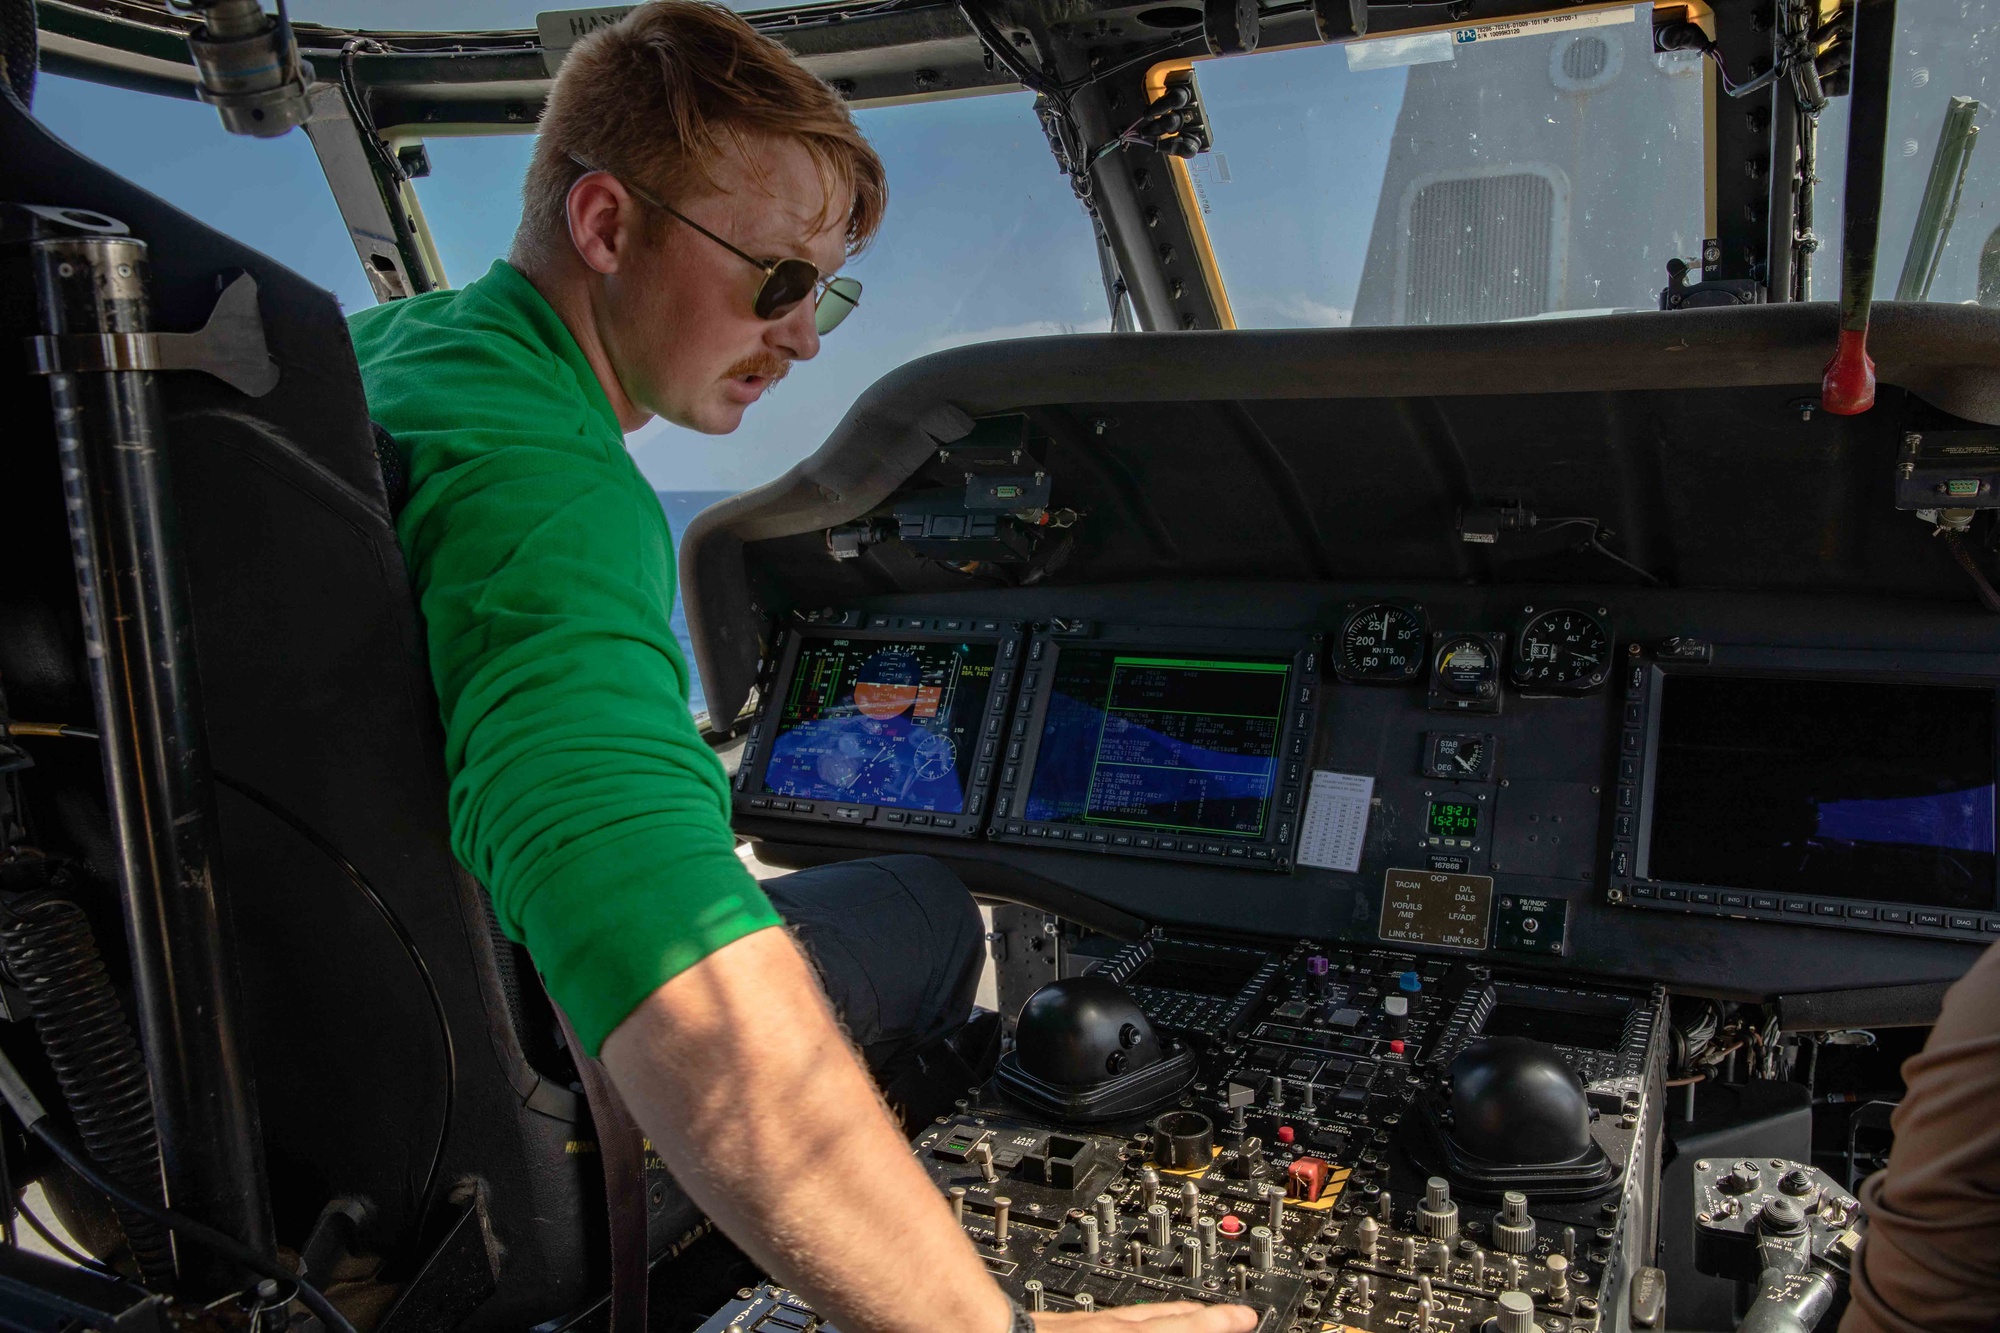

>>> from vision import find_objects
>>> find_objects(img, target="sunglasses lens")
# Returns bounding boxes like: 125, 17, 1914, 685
755, 259, 821, 320
816, 277, 863, 334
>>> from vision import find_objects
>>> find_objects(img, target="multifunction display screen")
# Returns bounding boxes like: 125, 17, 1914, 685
762, 638, 996, 813
1647, 676, 1998, 910
1023, 650, 1291, 839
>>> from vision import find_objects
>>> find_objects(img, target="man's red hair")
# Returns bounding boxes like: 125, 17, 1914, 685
516, 0, 886, 264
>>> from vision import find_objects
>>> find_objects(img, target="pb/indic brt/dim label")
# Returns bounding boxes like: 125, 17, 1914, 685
1379, 868, 1495, 950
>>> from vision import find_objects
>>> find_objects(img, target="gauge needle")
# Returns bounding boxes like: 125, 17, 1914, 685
1455, 754, 1476, 771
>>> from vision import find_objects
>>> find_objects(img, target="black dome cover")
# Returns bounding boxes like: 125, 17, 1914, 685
1015, 976, 1165, 1086
1449, 1037, 1593, 1165
996, 977, 1196, 1123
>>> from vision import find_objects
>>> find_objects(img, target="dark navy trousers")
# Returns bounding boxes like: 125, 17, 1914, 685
760, 854, 985, 1083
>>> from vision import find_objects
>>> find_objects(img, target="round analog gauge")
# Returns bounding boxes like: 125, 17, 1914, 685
1435, 636, 1501, 700
1337, 603, 1426, 681
1512, 608, 1612, 691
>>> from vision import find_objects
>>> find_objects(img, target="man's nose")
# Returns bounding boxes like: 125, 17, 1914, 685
771, 296, 820, 362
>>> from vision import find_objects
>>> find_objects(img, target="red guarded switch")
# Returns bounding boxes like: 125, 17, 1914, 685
1287, 1157, 1332, 1203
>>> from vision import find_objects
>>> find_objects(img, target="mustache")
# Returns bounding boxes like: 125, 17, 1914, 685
725, 354, 790, 386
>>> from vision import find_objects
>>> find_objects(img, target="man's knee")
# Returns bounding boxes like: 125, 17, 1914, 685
864, 855, 983, 974
762, 854, 984, 1048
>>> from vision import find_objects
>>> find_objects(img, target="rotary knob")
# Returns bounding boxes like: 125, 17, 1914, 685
1495, 1288, 1540, 1333
1720, 1159, 1763, 1194
1491, 1190, 1538, 1255
1419, 1176, 1459, 1241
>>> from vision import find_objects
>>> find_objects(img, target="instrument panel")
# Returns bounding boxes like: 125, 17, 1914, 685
733, 590, 2000, 981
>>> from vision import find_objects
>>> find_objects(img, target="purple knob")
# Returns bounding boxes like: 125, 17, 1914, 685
1306, 955, 1330, 977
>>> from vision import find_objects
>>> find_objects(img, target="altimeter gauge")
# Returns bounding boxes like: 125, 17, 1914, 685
1511, 607, 1612, 694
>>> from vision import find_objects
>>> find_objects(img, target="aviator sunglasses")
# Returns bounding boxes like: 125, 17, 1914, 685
570, 155, 862, 334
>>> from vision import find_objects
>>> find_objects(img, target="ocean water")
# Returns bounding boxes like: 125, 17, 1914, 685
658, 490, 740, 719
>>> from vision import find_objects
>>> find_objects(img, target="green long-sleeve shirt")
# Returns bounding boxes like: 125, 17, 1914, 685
350, 259, 780, 1056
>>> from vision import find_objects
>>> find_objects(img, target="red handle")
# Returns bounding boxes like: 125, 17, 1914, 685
1820, 325, 1877, 415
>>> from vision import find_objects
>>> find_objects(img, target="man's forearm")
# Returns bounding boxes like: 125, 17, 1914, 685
602, 925, 1013, 1333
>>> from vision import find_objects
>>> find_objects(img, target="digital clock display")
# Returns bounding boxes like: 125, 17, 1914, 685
1427, 799, 1480, 841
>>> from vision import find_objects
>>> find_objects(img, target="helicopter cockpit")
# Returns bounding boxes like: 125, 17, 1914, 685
2, 1, 1998, 1331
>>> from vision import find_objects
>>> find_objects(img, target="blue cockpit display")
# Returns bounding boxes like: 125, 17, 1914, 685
762, 638, 995, 812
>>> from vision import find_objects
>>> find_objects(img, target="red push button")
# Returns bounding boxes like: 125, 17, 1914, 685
1217, 1214, 1245, 1237
1276, 1125, 1295, 1144
1388, 1039, 1406, 1055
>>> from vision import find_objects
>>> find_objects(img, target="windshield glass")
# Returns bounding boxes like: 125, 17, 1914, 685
1193, 5, 1703, 328
284, 2, 546, 30
1803, 0, 2000, 304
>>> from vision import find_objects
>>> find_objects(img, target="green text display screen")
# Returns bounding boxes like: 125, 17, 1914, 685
1427, 800, 1480, 840
1023, 650, 1291, 838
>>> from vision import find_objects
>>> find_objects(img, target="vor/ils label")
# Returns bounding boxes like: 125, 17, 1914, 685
1380, 869, 1494, 950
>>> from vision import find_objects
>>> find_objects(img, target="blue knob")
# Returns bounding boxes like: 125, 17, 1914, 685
1398, 970, 1422, 993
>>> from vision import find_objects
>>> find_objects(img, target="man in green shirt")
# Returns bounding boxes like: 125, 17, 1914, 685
350, 4, 1252, 1332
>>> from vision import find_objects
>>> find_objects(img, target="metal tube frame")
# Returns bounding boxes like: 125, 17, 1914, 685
25, 213, 275, 1291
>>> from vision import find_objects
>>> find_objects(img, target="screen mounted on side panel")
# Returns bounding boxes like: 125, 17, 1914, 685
1644, 675, 1998, 912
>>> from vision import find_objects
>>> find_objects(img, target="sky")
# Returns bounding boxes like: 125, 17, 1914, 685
28, 2, 2000, 491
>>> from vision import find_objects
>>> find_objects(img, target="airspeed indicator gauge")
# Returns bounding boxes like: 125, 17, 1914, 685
1511, 607, 1612, 694
1335, 602, 1427, 683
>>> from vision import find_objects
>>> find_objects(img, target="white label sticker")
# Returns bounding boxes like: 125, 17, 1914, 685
1297, 770, 1376, 873
1451, 4, 1638, 46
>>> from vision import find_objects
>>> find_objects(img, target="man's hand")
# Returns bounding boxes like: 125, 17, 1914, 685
1037, 1302, 1261, 1333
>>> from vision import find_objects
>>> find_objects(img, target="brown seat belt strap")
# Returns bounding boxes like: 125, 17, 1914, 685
552, 1003, 651, 1333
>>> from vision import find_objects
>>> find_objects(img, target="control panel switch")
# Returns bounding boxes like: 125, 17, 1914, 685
1493, 1190, 1538, 1255
1418, 1176, 1459, 1241
1181, 1235, 1203, 1286
1496, 1289, 1538, 1333
1287, 1157, 1331, 1204
1094, 1193, 1116, 1235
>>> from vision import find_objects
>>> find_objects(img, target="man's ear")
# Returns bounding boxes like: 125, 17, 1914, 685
565, 173, 638, 277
